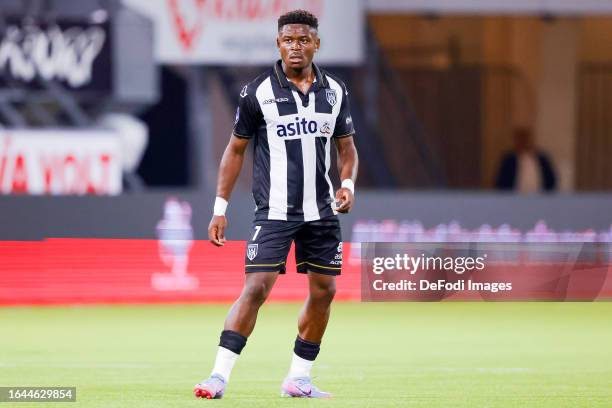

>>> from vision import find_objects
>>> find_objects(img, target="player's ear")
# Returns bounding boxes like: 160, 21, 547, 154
315, 37, 320, 52
276, 35, 280, 49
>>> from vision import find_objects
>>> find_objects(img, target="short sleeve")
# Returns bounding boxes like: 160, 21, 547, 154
333, 84, 355, 138
233, 84, 261, 139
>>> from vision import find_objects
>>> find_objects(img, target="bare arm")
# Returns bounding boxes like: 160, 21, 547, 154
334, 135, 358, 213
216, 135, 250, 199
208, 134, 250, 246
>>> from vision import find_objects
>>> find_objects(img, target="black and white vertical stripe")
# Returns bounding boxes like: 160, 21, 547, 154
244, 71, 348, 221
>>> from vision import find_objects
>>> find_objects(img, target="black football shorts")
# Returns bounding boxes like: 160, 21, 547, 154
244, 218, 342, 276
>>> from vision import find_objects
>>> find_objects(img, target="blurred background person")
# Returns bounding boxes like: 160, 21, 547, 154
495, 128, 557, 193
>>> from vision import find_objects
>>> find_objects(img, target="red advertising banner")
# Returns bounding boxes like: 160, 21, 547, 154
3, 240, 611, 305
0, 239, 361, 305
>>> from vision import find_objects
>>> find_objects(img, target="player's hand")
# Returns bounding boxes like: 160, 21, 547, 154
208, 215, 227, 246
334, 188, 354, 214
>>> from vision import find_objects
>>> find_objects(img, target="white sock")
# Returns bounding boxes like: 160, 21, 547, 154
211, 346, 239, 382
287, 352, 314, 379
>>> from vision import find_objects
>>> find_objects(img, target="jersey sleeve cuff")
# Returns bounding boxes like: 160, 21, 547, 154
233, 132, 253, 139
332, 131, 355, 139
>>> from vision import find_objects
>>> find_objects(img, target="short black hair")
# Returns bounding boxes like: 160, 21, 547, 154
277, 9, 318, 32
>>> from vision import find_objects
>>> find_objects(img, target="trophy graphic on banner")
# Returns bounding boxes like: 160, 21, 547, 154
151, 197, 199, 291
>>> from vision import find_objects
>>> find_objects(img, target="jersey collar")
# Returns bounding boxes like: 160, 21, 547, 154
273, 59, 328, 89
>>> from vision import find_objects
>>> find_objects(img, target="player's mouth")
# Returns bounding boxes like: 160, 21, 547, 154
289, 54, 304, 62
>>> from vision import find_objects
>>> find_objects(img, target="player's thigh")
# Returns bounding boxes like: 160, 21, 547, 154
295, 218, 342, 276
245, 220, 299, 274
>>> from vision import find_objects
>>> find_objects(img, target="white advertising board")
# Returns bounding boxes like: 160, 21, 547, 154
0, 130, 122, 196
122, 0, 364, 65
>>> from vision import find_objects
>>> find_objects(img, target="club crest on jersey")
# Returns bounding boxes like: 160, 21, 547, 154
326, 89, 337, 106
247, 244, 258, 261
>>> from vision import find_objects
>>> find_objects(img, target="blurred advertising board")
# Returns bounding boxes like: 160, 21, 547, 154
0, 130, 122, 196
0, 19, 111, 91
0, 239, 361, 305
122, 0, 364, 65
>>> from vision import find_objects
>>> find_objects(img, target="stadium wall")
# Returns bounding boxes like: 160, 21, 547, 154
2, 191, 612, 240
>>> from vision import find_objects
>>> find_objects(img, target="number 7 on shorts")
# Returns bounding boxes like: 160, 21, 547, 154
252, 225, 262, 241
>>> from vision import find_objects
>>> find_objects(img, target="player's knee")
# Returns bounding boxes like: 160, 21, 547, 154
312, 282, 336, 304
241, 281, 272, 306
323, 284, 336, 302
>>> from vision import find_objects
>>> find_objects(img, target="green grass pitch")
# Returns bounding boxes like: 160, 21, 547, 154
1, 302, 611, 407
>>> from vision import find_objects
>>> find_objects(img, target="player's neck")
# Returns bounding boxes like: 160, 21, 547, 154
282, 62, 315, 90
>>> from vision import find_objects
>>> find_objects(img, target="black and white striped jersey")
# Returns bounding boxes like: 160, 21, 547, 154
233, 60, 355, 222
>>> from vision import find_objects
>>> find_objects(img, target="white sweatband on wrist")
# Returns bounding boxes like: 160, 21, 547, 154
341, 179, 355, 195
213, 196, 228, 216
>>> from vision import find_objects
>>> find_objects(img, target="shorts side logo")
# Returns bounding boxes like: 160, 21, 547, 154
247, 244, 258, 261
